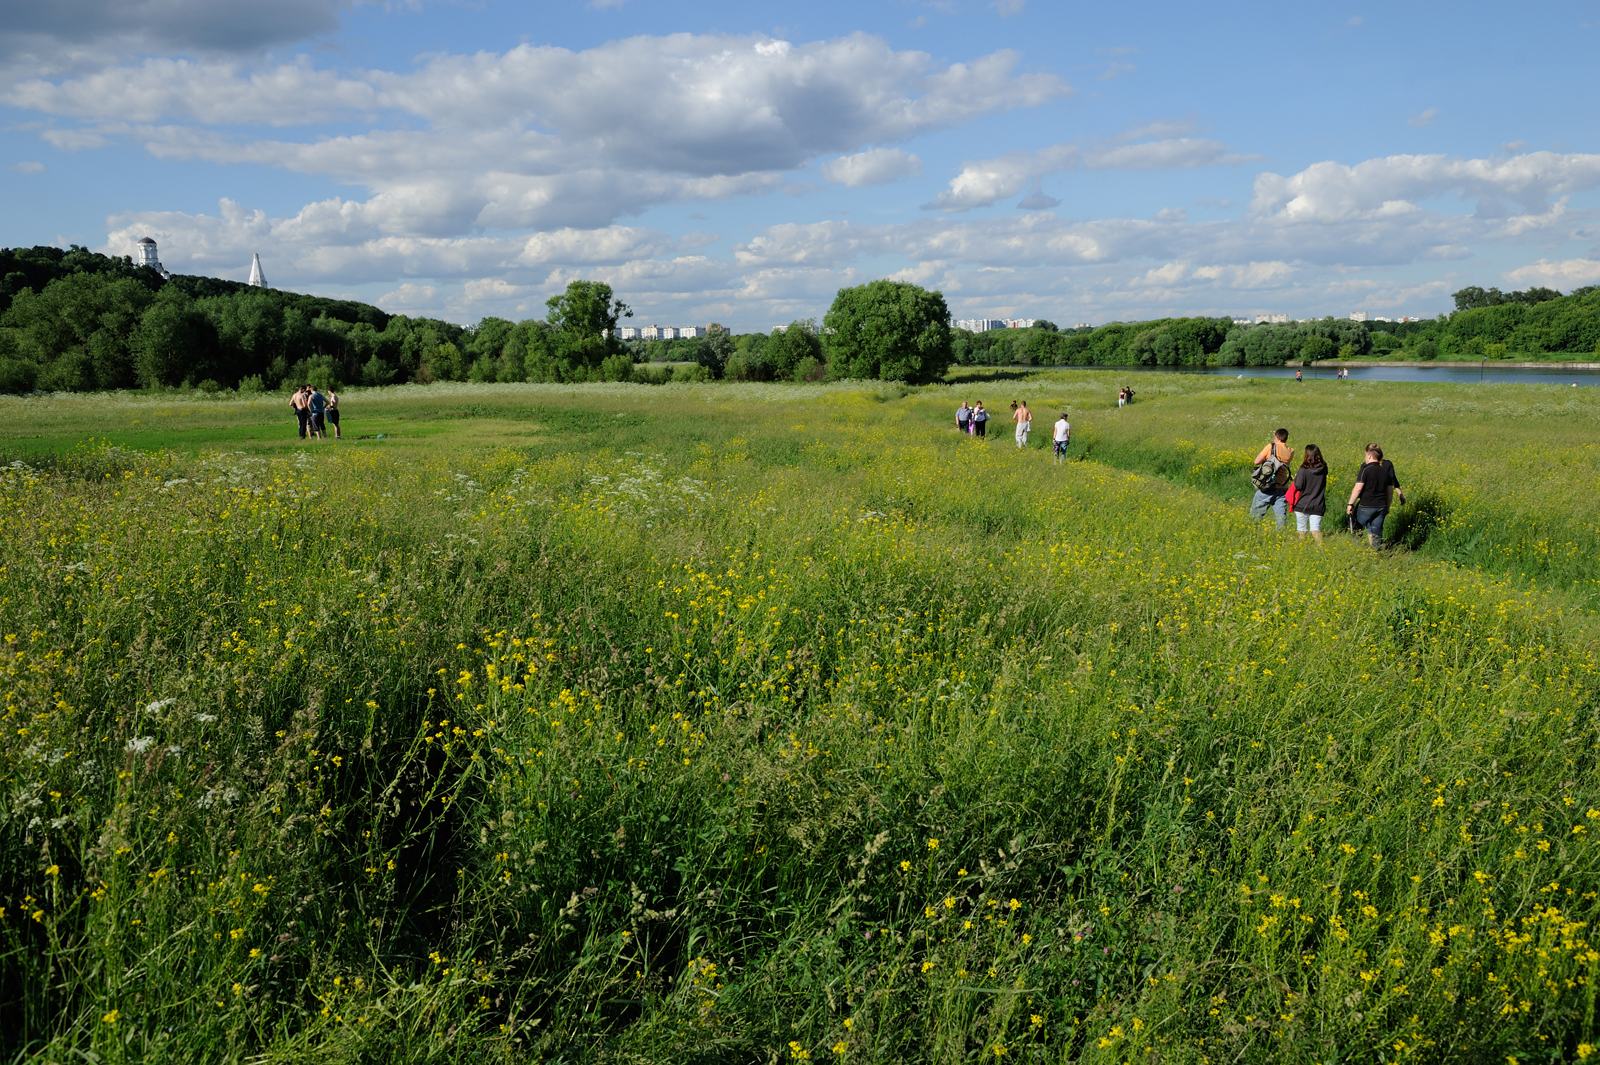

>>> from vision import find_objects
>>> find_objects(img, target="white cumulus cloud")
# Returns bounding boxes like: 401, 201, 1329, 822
924, 135, 1242, 212
1250, 152, 1600, 222
1503, 258, 1600, 289
820, 147, 923, 187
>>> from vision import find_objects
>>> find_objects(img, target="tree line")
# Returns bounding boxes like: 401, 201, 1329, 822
7, 243, 1600, 395
1363, 285, 1600, 359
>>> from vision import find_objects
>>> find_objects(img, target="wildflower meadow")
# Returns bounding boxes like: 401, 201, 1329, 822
2, 372, 1598, 1064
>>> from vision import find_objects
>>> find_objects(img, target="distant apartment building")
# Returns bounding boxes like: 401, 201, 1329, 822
1231, 317, 1254, 326
954, 318, 1036, 332
1255, 313, 1290, 324
625, 325, 704, 340
1349, 311, 1369, 322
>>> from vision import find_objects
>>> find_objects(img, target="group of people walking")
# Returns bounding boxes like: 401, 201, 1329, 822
955, 398, 1072, 463
1251, 428, 1404, 548
955, 399, 990, 437
290, 384, 341, 440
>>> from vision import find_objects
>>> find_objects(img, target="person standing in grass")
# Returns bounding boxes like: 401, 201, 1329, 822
1013, 400, 1032, 449
1249, 428, 1294, 529
307, 386, 328, 440
1346, 443, 1405, 549
325, 387, 341, 439
957, 400, 970, 434
1292, 443, 1328, 543
291, 385, 311, 439
971, 401, 988, 437
1052, 411, 1070, 464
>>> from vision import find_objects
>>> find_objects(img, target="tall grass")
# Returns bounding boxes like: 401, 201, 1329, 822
1, 385, 1598, 1063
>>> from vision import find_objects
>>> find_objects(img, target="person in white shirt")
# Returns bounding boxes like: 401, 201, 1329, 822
1052, 413, 1070, 464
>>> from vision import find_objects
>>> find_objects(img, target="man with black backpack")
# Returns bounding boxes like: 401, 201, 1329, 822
1249, 428, 1295, 530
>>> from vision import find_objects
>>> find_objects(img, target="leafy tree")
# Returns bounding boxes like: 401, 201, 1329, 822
361, 354, 396, 386
822, 281, 952, 383
546, 281, 630, 381
133, 290, 215, 387
1453, 286, 1504, 312
768, 320, 823, 379
698, 324, 734, 379
1, 273, 154, 385
427, 341, 467, 382
1300, 334, 1335, 363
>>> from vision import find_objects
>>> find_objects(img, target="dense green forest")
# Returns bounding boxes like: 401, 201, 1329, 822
6, 244, 1600, 394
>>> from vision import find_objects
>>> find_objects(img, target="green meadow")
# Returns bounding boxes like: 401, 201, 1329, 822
2, 371, 1598, 1064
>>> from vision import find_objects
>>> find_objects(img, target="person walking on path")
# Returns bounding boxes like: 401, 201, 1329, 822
1295, 369, 1303, 383
325, 387, 341, 439
1012, 400, 1032, 449
956, 400, 970, 434
291, 385, 311, 439
1052, 412, 1070, 464
1345, 443, 1405, 549
1292, 443, 1328, 543
1249, 428, 1295, 530
971, 401, 989, 438
307, 386, 328, 441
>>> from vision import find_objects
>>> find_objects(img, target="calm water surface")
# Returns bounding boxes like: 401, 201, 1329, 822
1196, 364, 1600, 386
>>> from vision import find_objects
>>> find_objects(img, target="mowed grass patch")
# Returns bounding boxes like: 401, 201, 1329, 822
1, 382, 1598, 1064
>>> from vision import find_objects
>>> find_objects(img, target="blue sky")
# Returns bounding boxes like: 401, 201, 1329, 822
3, 0, 1599, 329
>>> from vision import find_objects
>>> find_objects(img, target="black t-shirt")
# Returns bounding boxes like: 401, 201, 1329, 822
1292, 465, 1327, 516
1355, 460, 1399, 509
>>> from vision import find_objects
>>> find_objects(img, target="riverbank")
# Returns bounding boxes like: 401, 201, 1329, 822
1315, 358, 1600, 369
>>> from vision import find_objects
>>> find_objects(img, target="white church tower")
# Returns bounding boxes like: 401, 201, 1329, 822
248, 253, 267, 288
134, 236, 169, 279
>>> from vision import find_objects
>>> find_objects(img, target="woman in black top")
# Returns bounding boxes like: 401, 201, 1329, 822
1292, 444, 1328, 543
1345, 443, 1406, 549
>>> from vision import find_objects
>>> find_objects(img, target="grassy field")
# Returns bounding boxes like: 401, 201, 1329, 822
2, 373, 1599, 1064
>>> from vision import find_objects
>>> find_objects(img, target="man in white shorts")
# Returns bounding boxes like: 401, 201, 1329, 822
1052, 412, 1070, 464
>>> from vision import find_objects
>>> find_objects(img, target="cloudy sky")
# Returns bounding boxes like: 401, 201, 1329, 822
3, 1, 1599, 329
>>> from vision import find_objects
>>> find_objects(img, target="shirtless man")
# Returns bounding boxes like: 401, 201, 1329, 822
1012, 399, 1032, 449
291, 385, 311, 439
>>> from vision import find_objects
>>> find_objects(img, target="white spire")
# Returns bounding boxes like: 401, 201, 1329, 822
248, 253, 267, 288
